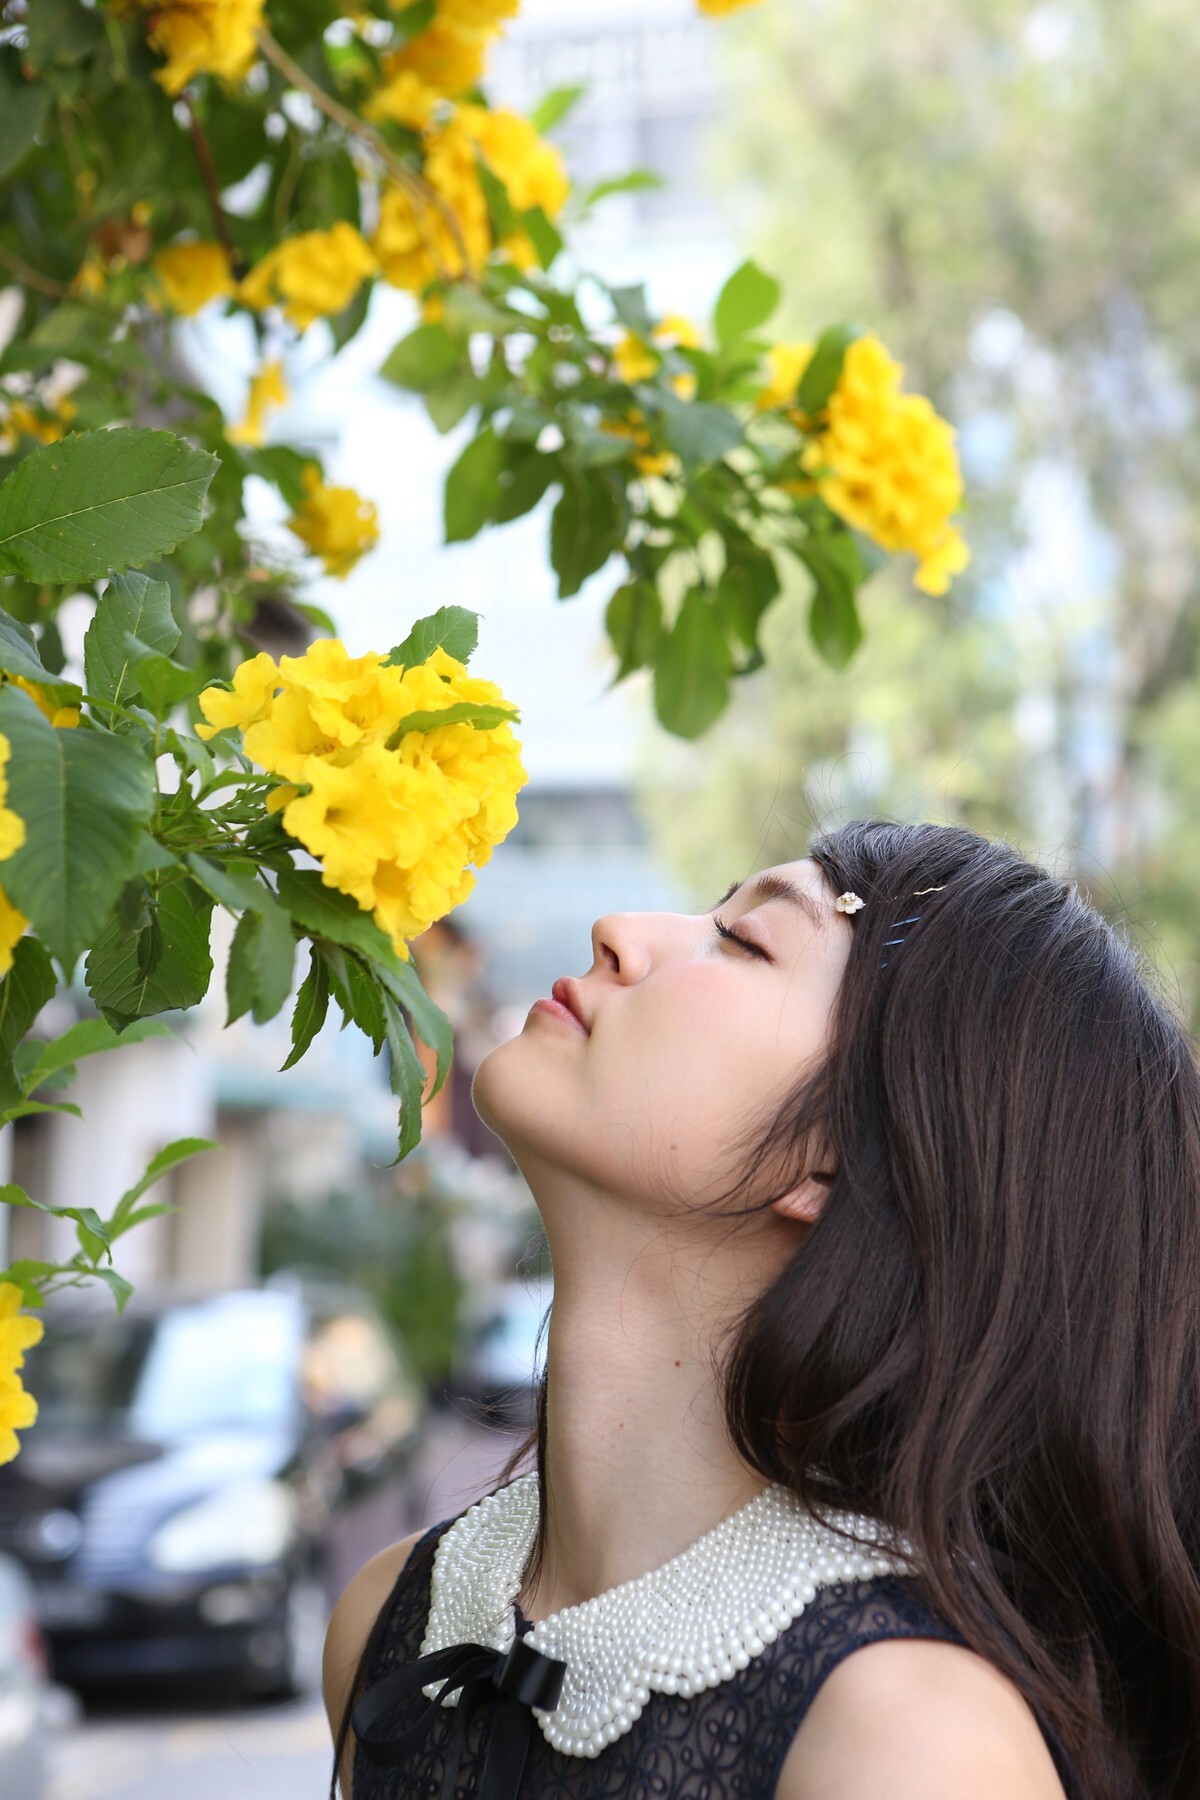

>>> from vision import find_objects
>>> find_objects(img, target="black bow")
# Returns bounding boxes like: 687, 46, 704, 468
351, 1635, 568, 1800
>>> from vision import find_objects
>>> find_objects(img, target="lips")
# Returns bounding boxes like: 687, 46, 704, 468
551, 977, 589, 1033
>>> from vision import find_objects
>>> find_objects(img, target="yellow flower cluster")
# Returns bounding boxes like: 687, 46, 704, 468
227, 361, 288, 448
153, 241, 236, 316
195, 639, 526, 958
372, 105, 568, 292
375, 0, 519, 127
614, 312, 702, 398
0, 394, 77, 454
695, 0, 765, 12
138, 0, 266, 95
239, 225, 377, 333
759, 335, 970, 596
0, 730, 26, 979
0, 1284, 42, 1466
286, 466, 380, 579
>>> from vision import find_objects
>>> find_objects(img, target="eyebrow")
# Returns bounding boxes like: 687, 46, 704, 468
707, 873, 829, 933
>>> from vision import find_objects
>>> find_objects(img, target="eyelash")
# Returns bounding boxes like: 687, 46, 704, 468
713, 913, 771, 961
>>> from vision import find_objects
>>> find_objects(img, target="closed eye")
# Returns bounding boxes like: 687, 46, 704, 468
713, 913, 771, 961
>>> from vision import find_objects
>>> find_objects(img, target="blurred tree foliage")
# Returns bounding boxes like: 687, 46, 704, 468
259, 1181, 464, 1388
639, 0, 1200, 1018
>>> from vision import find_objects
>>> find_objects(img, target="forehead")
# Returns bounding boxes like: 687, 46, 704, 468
716, 858, 836, 932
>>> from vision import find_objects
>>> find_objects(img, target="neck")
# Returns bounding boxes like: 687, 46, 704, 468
512, 1189, 795, 1621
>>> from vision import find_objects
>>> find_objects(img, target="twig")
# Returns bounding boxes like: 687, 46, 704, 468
183, 97, 243, 276
0, 248, 65, 298
253, 25, 477, 287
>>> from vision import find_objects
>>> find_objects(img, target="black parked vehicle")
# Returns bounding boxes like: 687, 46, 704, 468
0, 1279, 426, 1696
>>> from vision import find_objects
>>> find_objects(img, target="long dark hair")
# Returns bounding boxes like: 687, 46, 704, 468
718, 818, 1200, 1796
336, 820, 1200, 1798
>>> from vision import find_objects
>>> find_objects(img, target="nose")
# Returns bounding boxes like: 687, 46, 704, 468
589, 911, 684, 982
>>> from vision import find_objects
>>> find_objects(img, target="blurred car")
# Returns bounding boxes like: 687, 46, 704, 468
0, 1552, 50, 1797
451, 1279, 552, 1422
0, 1280, 426, 1697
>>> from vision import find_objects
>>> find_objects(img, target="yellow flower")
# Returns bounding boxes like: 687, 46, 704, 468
613, 333, 657, 384
70, 251, 108, 299
365, 67, 439, 129
696, 0, 764, 12
784, 335, 970, 596
373, 119, 491, 290
239, 224, 377, 334
598, 407, 678, 477
754, 339, 816, 414
456, 105, 570, 217
0, 1283, 43, 1466
0, 886, 28, 976
0, 396, 77, 455
286, 465, 380, 578
141, 0, 266, 94
195, 650, 282, 741
203, 636, 526, 960
388, 18, 490, 93
0, 730, 26, 863
227, 360, 288, 448
613, 314, 702, 391
153, 241, 236, 316
437, 0, 519, 27
8, 675, 80, 729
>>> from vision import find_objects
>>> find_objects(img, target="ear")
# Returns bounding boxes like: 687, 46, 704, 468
770, 1166, 835, 1227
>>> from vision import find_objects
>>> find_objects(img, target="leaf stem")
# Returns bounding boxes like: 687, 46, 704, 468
0, 249, 66, 299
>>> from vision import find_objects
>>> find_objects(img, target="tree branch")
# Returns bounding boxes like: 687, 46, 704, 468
0, 248, 65, 298
183, 97, 243, 276
253, 25, 477, 287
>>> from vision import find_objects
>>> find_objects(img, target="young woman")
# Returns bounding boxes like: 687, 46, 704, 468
323, 819, 1200, 1799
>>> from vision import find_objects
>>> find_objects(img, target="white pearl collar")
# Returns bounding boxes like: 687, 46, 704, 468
420, 1472, 914, 1760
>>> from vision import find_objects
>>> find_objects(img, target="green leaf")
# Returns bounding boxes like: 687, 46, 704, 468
0, 936, 57, 1113
385, 699, 518, 748
529, 83, 586, 134
386, 605, 480, 671
444, 427, 505, 543
93, 1268, 135, 1313
713, 259, 782, 349
800, 535, 865, 669
520, 207, 564, 272
225, 909, 256, 1027
185, 853, 272, 914
129, 648, 203, 717
583, 170, 664, 207
108, 1137, 217, 1238
25, 0, 104, 69
0, 430, 218, 584
605, 579, 663, 682
341, 954, 387, 1056
549, 468, 628, 598
714, 546, 781, 655
281, 946, 331, 1071
379, 324, 464, 393
652, 394, 743, 472
373, 957, 453, 1102
0, 610, 80, 706
795, 323, 866, 417
653, 590, 733, 739
0, 48, 50, 183
425, 374, 481, 435
606, 283, 656, 337
380, 989, 427, 1166
0, 1255, 55, 1306
0, 686, 156, 970
493, 448, 560, 523
85, 878, 214, 1028
17, 1016, 174, 1096
248, 900, 296, 1025
276, 870, 401, 971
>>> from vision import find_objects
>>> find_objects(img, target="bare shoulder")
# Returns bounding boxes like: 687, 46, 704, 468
773, 1636, 1069, 1800
322, 1528, 426, 1795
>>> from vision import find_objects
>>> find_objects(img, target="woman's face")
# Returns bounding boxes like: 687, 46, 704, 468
471, 857, 854, 1214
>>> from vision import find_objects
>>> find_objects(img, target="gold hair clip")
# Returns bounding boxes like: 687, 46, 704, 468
835, 891, 865, 914
912, 885, 945, 896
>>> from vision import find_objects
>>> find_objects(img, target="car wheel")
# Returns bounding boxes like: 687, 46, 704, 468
242, 1569, 328, 1701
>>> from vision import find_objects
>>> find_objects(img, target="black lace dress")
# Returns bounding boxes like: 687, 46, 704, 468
348, 1511, 1087, 1800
